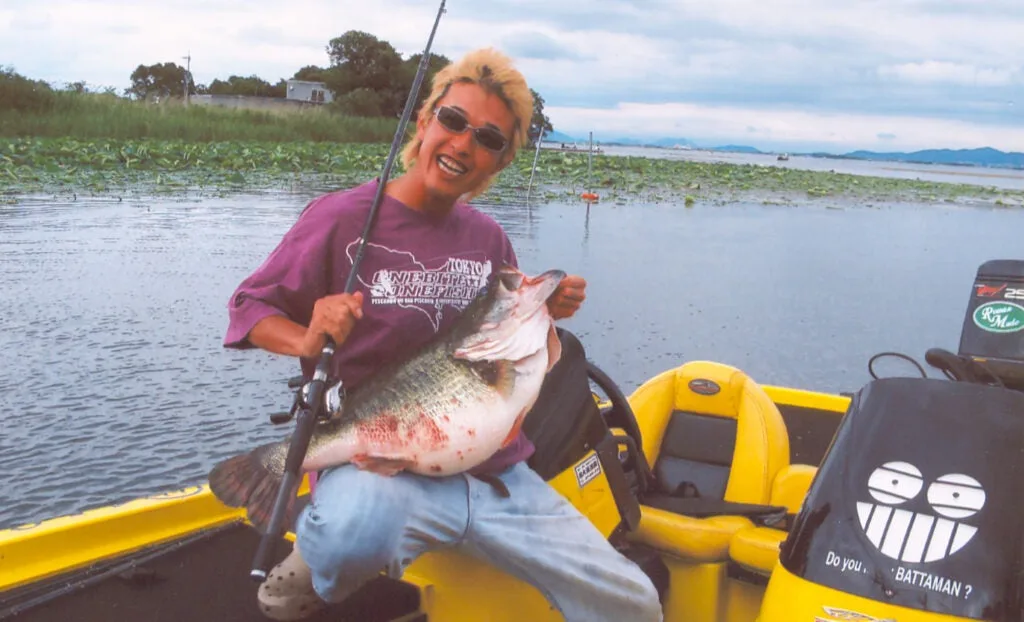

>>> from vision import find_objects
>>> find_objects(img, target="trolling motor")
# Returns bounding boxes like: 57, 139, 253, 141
247, 0, 449, 583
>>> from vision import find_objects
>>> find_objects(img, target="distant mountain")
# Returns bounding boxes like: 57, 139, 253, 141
712, 145, 763, 154
841, 147, 1023, 169
648, 137, 698, 148
542, 133, 1020, 170
541, 129, 577, 143
600, 137, 649, 146
601, 137, 698, 148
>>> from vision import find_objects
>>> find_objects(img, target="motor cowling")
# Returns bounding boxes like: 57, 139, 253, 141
957, 259, 1024, 391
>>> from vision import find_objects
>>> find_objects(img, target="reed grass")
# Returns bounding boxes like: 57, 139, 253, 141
0, 91, 398, 143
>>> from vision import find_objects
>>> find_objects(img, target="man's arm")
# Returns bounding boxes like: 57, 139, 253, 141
247, 293, 365, 359
247, 315, 309, 356
224, 195, 346, 354
494, 227, 586, 320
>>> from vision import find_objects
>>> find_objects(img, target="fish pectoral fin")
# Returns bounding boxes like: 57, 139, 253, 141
351, 454, 416, 477
470, 359, 516, 398
500, 408, 530, 448
545, 323, 562, 373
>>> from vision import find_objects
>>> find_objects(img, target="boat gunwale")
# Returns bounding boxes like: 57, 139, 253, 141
0, 384, 843, 595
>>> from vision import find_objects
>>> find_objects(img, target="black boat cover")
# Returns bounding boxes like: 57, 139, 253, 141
780, 377, 1024, 621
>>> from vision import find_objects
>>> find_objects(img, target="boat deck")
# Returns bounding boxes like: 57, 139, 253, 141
1, 522, 423, 622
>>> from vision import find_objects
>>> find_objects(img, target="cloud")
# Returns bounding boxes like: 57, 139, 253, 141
1, 0, 1021, 152
501, 31, 587, 61
878, 61, 1017, 87
235, 25, 323, 51
547, 101, 1024, 152
9, 8, 52, 30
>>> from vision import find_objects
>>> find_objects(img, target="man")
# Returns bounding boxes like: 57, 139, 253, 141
224, 47, 662, 622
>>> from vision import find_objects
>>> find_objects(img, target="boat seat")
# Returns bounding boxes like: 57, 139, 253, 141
729, 526, 787, 574
626, 361, 790, 563
729, 463, 818, 575
767, 463, 817, 517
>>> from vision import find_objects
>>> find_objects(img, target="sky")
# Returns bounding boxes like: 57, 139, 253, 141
2, 0, 1022, 153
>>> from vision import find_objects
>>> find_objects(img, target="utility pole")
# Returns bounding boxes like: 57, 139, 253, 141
182, 52, 191, 106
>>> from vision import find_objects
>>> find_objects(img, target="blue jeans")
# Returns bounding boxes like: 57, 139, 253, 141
295, 461, 663, 622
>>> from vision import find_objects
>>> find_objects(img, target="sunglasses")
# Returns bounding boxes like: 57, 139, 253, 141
433, 106, 509, 153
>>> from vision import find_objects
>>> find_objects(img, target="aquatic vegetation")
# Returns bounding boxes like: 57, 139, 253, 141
0, 137, 392, 198
1, 136, 1021, 208
508, 151, 1023, 208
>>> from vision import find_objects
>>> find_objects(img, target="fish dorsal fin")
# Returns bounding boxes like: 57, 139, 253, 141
471, 360, 516, 398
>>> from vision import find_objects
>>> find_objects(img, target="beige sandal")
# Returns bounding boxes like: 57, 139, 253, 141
256, 545, 328, 620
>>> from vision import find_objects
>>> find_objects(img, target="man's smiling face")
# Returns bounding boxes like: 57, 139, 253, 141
411, 81, 515, 208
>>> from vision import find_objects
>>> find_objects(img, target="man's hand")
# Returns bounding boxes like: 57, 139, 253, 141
547, 275, 586, 320
301, 292, 364, 357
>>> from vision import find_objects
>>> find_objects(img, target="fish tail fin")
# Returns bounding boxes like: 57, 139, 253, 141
208, 442, 296, 534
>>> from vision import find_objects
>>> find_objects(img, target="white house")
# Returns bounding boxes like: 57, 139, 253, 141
286, 80, 333, 104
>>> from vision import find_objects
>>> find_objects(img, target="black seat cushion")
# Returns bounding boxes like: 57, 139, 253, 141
652, 411, 737, 498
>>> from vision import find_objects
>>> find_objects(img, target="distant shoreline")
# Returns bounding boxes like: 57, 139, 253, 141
878, 166, 1023, 180
544, 139, 1024, 173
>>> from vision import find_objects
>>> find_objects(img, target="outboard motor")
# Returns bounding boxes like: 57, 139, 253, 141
953, 259, 1024, 391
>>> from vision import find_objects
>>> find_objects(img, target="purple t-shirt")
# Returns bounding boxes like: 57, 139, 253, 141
224, 179, 534, 473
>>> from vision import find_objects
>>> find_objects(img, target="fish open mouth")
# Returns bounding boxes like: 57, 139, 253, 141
515, 269, 566, 313
454, 268, 567, 365
512, 270, 569, 321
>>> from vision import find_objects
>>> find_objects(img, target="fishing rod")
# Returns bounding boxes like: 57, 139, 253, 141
249, 0, 448, 582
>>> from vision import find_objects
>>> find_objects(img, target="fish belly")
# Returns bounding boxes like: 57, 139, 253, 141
300, 347, 551, 477
416, 345, 551, 475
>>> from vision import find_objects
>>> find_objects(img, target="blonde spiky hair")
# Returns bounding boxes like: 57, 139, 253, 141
400, 47, 534, 199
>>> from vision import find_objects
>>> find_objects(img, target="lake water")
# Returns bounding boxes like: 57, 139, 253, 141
592, 145, 1024, 192
1, 188, 1022, 529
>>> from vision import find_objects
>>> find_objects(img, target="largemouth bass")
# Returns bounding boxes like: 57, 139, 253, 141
208, 266, 566, 532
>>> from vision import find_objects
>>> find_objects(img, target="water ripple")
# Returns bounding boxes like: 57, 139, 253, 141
1, 192, 1023, 529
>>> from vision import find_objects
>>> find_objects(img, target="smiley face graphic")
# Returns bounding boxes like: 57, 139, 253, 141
856, 461, 986, 563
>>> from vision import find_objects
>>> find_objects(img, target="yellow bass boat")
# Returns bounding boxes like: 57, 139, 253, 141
2, 260, 1022, 622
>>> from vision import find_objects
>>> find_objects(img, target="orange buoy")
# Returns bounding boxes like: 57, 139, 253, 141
581, 192, 599, 201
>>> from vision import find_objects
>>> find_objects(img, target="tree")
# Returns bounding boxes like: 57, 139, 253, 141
326, 31, 403, 93
268, 79, 287, 98
126, 62, 194, 100
207, 74, 282, 97
528, 88, 554, 146
0, 66, 56, 112
298, 30, 555, 126
319, 32, 451, 118
334, 88, 386, 117
400, 52, 451, 117
293, 65, 329, 82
